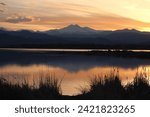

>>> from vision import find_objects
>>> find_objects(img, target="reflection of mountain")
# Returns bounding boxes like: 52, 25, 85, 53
1, 24, 150, 48
0, 50, 150, 72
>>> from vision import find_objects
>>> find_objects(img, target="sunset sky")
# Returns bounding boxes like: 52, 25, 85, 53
0, 0, 150, 31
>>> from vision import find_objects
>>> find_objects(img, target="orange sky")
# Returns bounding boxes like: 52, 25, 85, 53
0, 0, 150, 31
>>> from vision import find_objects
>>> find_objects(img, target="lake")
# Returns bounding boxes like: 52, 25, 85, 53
0, 48, 150, 95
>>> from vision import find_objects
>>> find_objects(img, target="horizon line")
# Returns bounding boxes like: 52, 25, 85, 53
0, 24, 150, 32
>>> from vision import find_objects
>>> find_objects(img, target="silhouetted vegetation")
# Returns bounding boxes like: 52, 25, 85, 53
0, 76, 62, 100
75, 73, 150, 100
0, 73, 150, 100
2, 49, 150, 60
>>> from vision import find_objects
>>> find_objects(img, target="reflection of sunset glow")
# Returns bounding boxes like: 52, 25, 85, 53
0, 64, 150, 95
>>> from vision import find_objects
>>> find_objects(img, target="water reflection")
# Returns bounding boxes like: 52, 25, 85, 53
0, 50, 150, 95
0, 64, 150, 95
1, 50, 150, 70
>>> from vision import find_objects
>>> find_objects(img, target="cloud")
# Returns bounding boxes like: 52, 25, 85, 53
0, 22, 50, 31
0, 10, 3, 12
1, 1, 150, 31
0, 2, 5, 13
35, 13, 150, 31
0, 2, 6, 5
5, 15, 40, 23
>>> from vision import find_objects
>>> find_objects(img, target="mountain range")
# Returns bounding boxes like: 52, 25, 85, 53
0, 24, 150, 49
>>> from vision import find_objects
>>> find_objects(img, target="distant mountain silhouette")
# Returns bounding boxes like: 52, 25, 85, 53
103, 29, 150, 44
45, 24, 98, 37
1, 24, 150, 49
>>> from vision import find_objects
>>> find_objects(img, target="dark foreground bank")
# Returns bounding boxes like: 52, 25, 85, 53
0, 73, 150, 100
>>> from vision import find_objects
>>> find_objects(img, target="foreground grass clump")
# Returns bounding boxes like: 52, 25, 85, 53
125, 76, 150, 99
0, 76, 62, 100
76, 74, 150, 100
0, 73, 150, 100
76, 76, 125, 99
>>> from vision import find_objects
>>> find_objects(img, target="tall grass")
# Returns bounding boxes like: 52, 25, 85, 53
0, 72, 150, 99
0, 74, 62, 100
78, 75, 125, 99
125, 75, 150, 99
77, 73, 150, 100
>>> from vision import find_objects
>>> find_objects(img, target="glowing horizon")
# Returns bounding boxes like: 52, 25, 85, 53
0, 0, 150, 31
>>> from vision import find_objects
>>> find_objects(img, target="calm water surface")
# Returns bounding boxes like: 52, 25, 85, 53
0, 49, 150, 95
